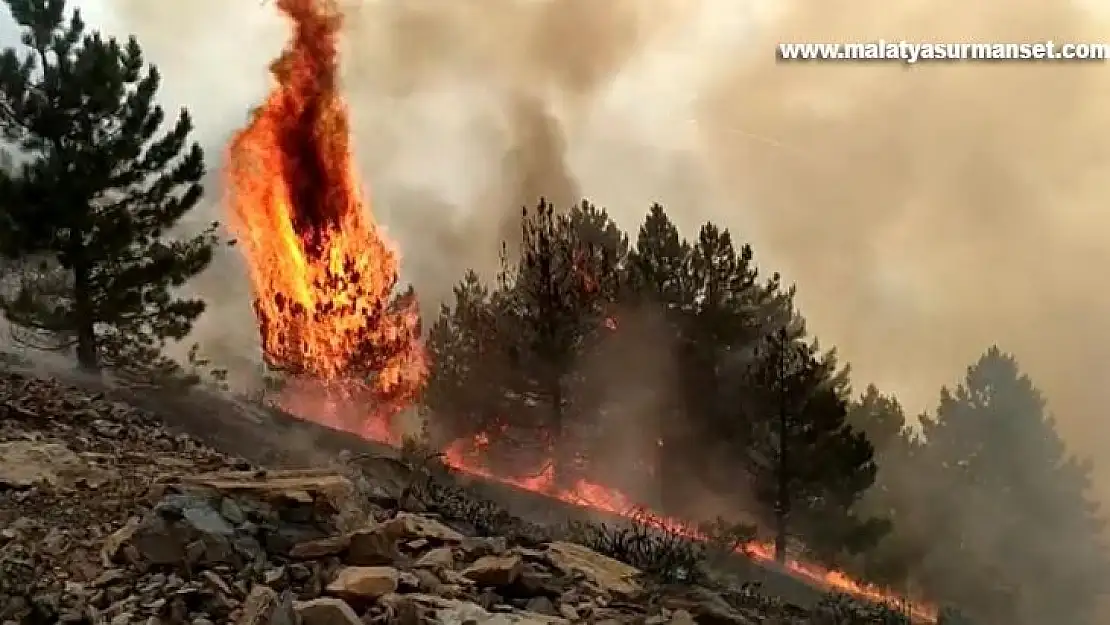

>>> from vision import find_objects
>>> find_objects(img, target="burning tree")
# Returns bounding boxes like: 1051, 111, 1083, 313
224, 0, 424, 437
0, 0, 220, 378
493, 200, 625, 485
424, 200, 626, 485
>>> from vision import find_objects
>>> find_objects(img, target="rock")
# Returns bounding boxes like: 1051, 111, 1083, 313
235, 586, 279, 625
414, 546, 456, 570
668, 609, 696, 625
660, 587, 753, 625
460, 536, 508, 558
543, 542, 641, 597
290, 534, 351, 559
101, 517, 141, 566
382, 594, 568, 625
346, 527, 402, 565
0, 441, 115, 489
130, 494, 238, 566
524, 597, 557, 616
382, 513, 466, 543
557, 604, 578, 621
326, 566, 400, 600
463, 554, 524, 587
294, 597, 362, 625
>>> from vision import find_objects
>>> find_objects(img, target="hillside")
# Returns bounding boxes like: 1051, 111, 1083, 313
0, 368, 935, 625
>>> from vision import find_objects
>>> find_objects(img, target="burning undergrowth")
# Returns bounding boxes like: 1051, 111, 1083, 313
222, 0, 939, 621
337, 441, 924, 624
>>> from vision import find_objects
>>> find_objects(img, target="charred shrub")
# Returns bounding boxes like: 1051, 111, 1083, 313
697, 516, 757, 567
811, 592, 911, 625
562, 512, 706, 583
420, 478, 550, 546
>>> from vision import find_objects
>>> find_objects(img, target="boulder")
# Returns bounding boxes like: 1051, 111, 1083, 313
295, 597, 363, 625
543, 542, 641, 597
462, 554, 524, 587
326, 566, 400, 600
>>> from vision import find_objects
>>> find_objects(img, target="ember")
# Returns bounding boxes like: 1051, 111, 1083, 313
223, 0, 936, 621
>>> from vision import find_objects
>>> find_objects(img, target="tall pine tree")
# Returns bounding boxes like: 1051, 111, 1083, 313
622, 204, 694, 510
918, 347, 1109, 625
744, 327, 885, 564
492, 199, 625, 484
0, 0, 219, 375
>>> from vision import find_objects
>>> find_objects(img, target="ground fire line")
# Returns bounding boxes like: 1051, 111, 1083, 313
222, 0, 937, 621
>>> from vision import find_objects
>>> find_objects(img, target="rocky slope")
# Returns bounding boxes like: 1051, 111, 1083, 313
0, 371, 922, 625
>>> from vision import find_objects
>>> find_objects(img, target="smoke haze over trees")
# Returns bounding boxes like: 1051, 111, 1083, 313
425, 199, 1110, 624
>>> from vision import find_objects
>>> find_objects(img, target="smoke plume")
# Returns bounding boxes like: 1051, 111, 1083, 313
102, 0, 1110, 506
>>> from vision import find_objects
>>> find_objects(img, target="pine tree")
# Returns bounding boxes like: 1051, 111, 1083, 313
918, 347, 1109, 625
0, 0, 219, 375
622, 204, 694, 510
493, 199, 626, 484
682, 223, 793, 493
847, 386, 926, 587
423, 270, 508, 447
626, 203, 690, 307
744, 327, 884, 564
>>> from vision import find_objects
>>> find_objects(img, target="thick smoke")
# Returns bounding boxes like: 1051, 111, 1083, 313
103, 0, 1110, 508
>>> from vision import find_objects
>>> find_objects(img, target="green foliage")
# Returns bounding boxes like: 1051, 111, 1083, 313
425, 199, 628, 483
423, 270, 507, 446
912, 347, 1109, 625
845, 387, 927, 586
421, 199, 1110, 622
743, 327, 885, 563
0, 0, 221, 376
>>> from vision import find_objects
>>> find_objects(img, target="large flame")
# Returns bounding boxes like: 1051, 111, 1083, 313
224, 0, 936, 622
224, 0, 424, 438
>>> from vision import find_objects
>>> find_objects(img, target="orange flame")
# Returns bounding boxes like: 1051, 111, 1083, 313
223, 0, 424, 437
225, 1, 935, 621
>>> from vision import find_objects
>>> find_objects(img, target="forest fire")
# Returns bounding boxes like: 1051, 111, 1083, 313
224, 0, 424, 437
223, 0, 936, 622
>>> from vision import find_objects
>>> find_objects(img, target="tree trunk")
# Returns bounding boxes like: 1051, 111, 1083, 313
72, 254, 99, 372
550, 377, 569, 489
774, 333, 789, 564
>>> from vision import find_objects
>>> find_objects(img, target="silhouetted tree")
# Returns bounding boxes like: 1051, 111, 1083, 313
423, 270, 507, 446
620, 204, 695, 510
680, 225, 794, 491
626, 203, 690, 307
0, 0, 220, 377
846, 386, 928, 587
487, 199, 625, 483
744, 327, 884, 564
917, 347, 1109, 625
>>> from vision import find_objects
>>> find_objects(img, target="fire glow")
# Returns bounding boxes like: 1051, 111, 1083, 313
223, 0, 936, 622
